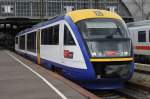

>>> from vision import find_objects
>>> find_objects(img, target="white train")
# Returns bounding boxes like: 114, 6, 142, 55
15, 9, 134, 89
128, 20, 150, 63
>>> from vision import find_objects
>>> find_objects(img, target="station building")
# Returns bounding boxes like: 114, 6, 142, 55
0, 0, 133, 22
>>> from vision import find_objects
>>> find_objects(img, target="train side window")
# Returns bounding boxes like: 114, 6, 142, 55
64, 25, 76, 45
138, 31, 146, 42
41, 24, 59, 45
41, 28, 51, 45
27, 32, 36, 52
15, 37, 18, 44
53, 25, 59, 45
19, 35, 25, 50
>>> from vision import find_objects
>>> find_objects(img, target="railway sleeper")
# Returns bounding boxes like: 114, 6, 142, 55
116, 88, 149, 99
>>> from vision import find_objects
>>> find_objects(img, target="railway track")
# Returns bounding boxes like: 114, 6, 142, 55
91, 90, 126, 99
92, 80, 150, 99
116, 80, 150, 99
135, 69, 150, 75
115, 63, 150, 99
127, 81, 150, 93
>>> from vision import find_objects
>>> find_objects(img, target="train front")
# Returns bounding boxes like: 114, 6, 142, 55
66, 9, 134, 89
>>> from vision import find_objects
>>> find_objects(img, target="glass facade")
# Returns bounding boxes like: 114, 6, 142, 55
0, 0, 120, 18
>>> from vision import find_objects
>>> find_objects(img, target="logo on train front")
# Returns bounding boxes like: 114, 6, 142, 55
94, 10, 103, 16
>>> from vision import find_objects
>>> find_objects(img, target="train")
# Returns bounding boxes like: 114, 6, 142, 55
128, 20, 150, 63
15, 9, 134, 89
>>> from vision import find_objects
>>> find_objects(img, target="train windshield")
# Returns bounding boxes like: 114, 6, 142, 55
76, 19, 131, 58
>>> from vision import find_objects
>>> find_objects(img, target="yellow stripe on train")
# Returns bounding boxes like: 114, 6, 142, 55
67, 9, 123, 23
90, 58, 133, 62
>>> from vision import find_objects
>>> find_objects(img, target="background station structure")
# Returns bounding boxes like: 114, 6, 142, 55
0, 0, 150, 50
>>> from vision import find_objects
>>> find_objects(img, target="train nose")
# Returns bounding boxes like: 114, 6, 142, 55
91, 59, 133, 79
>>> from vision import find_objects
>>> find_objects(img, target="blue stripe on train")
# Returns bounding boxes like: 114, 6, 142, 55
25, 53, 94, 80
18, 52, 133, 89
64, 16, 96, 79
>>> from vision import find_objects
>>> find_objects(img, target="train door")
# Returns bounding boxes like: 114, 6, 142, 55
36, 29, 41, 64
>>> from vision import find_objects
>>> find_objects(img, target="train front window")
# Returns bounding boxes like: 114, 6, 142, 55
76, 19, 131, 58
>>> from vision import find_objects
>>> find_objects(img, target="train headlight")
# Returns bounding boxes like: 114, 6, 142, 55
124, 51, 129, 56
98, 52, 103, 57
91, 52, 104, 57
91, 52, 97, 57
120, 51, 129, 56
121, 51, 129, 56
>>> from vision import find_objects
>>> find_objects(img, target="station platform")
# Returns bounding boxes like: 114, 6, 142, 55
0, 49, 99, 99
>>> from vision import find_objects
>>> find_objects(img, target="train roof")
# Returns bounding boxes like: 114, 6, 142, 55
67, 9, 123, 23
17, 9, 123, 36
127, 20, 150, 28
17, 15, 64, 36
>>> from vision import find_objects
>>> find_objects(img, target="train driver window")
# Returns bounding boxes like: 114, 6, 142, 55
64, 25, 76, 45
138, 31, 146, 42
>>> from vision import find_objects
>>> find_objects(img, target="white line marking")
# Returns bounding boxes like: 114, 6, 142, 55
5, 51, 68, 99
